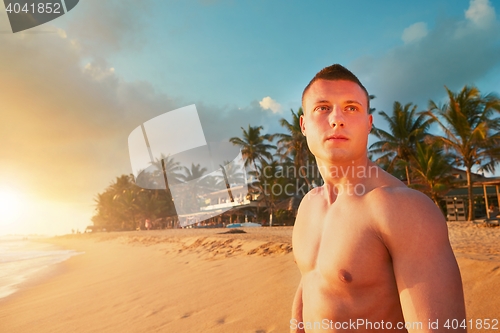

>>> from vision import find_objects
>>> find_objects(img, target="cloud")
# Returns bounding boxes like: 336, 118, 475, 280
402, 22, 428, 44
465, 0, 496, 28
259, 96, 283, 114
83, 59, 116, 81
0, 2, 291, 234
0, 8, 285, 208
0, 12, 179, 205
64, 0, 154, 56
352, 0, 500, 116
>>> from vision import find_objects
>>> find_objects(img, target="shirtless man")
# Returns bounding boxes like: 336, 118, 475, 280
291, 64, 466, 332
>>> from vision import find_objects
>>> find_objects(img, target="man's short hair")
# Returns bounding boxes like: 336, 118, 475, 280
302, 64, 370, 112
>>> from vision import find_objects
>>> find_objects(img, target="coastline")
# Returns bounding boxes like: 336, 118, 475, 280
0, 237, 82, 300
0, 224, 498, 332
0, 227, 299, 333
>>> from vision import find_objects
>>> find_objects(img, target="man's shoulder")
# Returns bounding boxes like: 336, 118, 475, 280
360, 167, 427, 211
364, 185, 448, 240
365, 185, 439, 215
365, 183, 424, 203
296, 186, 323, 213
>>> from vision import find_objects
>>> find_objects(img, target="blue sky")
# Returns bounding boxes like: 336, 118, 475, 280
58, 0, 500, 138
0, 0, 499, 234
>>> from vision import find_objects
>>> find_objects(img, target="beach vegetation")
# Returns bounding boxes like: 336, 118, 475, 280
370, 101, 432, 185
91, 85, 500, 228
274, 108, 317, 189
406, 141, 455, 206
422, 85, 500, 220
229, 125, 276, 172
92, 175, 177, 231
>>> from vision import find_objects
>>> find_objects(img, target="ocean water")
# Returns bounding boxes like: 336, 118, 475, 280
0, 236, 82, 300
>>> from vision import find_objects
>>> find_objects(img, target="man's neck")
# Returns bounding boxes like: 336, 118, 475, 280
316, 157, 376, 204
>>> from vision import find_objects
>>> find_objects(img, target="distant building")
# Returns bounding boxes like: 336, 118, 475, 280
443, 168, 500, 221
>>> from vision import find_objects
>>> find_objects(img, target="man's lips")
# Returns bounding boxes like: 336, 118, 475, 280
325, 135, 348, 141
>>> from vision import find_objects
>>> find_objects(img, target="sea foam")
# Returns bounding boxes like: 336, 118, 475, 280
0, 236, 82, 300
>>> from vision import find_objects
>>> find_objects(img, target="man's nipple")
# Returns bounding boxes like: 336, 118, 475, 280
338, 269, 353, 283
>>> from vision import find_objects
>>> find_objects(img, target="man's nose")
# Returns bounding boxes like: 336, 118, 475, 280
328, 105, 345, 128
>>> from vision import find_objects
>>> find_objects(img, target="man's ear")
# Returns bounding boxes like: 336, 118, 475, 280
300, 114, 306, 136
368, 114, 373, 133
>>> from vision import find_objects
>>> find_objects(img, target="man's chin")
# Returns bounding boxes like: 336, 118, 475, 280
319, 153, 351, 165
320, 152, 368, 165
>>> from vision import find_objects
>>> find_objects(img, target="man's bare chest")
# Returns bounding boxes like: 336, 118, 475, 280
293, 201, 393, 290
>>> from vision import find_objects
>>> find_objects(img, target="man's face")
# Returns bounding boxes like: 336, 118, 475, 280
300, 79, 372, 166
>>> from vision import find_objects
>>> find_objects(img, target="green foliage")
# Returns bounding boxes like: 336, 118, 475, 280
229, 125, 276, 169
423, 85, 500, 219
274, 108, 319, 189
92, 174, 176, 231
370, 101, 432, 184
408, 141, 455, 205
92, 85, 500, 227
369, 85, 500, 212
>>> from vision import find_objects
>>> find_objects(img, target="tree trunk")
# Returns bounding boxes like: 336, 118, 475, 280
466, 167, 474, 221
432, 197, 447, 217
299, 165, 312, 189
252, 159, 260, 217
405, 164, 411, 186
220, 164, 234, 202
432, 196, 440, 207
298, 154, 312, 189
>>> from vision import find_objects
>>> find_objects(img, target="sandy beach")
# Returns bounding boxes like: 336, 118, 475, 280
0, 223, 499, 333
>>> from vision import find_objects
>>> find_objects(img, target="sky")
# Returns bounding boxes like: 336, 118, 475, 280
0, 0, 499, 235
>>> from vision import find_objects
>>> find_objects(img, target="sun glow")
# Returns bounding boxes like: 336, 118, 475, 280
0, 188, 23, 227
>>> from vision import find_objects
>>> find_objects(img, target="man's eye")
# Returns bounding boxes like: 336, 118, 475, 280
346, 106, 358, 112
314, 106, 330, 112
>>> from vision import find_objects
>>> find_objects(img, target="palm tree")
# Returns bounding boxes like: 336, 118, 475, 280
370, 101, 432, 185
93, 171, 179, 230
219, 159, 245, 186
218, 159, 246, 203
113, 188, 140, 229
274, 108, 314, 189
92, 191, 119, 230
137, 155, 180, 218
179, 163, 208, 182
146, 154, 182, 186
423, 85, 500, 220
229, 125, 276, 173
409, 142, 455, 206
175, 163, 208, 214
92, 175, 140, 230
255, 157, 291, 226
135, 189, 169, 223
110, 175, 135, 193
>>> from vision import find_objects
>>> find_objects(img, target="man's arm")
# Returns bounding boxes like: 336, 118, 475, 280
375, 188, 466, 332
291, 279, 304, 333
